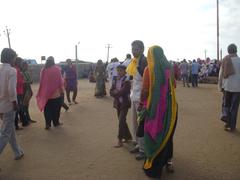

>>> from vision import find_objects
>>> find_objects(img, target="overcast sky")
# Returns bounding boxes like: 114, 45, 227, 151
0, 0, 239, 63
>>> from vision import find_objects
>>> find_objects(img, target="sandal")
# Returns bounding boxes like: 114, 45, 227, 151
224, 127, 234, 132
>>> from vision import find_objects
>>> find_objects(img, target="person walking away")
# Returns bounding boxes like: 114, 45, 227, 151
173, 62, 180, 80
94, 60, 107, 98
22, 61, 36, 123
110, 65, 132, 147
126, 40, 147, 160
191, 59, 200, 87
140, 45, 178, 178
179, 59, 190, 87
221, 44, 240, 131
63, 59, 78, 105
0, 48, 24, 162
36, 56, 64, 129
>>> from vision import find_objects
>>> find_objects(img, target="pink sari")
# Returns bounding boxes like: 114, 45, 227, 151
36, 65, 63, 111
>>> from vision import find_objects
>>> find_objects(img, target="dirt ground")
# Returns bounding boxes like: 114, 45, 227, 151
0, 79, 240, 180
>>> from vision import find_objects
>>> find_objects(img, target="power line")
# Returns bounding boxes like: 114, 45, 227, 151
75, 41, 80, 79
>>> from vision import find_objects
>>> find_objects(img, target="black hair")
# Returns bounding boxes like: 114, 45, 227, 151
45, 56, 55, 68
131, 40, 144, 51
126, 54, 131, 59
15, 57, 23, 67
228, 44, 237, 54
1, 48, 17, 64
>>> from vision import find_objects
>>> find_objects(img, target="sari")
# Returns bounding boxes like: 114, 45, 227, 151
140, 46, 178, 178
36, 65, 64, 111
94, 61, 106, 97
64, 65, 77, 91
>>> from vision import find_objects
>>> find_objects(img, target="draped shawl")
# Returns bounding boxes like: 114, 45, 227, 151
141, 46, 177, 169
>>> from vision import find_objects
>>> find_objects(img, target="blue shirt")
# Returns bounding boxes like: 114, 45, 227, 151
192, 62, 200, 75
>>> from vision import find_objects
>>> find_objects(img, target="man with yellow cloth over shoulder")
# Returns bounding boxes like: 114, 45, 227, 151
126, 40, 147, 160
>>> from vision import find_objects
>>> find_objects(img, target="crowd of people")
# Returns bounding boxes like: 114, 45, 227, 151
174, 58, 221, 87
0, 41, 239, 178
0, 49, 79, 166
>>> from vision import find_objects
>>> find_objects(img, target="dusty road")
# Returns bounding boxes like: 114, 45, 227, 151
0, 80, 239, 180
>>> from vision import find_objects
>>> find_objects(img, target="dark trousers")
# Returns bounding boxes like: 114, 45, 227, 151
192, 74, 198, 87
15, 95, 28, 128
23, 105, 31, 122
66, 88, 77, 103
44, 97, 62, 127
182, 74, 189, 87
221, 91, 228, 119
117, 108, 132, 141
224, 91, 240, 129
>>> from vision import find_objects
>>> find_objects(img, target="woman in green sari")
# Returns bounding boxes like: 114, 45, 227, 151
139, 45, 178, 178
94, 60, 107, 98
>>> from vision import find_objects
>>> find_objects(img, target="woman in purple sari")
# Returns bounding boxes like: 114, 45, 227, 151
63, 59, 78, 105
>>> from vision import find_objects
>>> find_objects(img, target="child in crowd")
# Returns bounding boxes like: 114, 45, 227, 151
110, 65, 132, 147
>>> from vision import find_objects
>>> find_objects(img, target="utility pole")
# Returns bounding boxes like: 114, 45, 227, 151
105, 44, 112, 63
220, 48, 222, 61
75, 41, 80, 79
217, 0, 220, 61
204, 50, 207, 60
4, 26, 11, 49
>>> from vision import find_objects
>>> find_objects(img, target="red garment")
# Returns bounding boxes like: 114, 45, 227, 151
173, 64, 180, 80
36, 65, 64, 111
15, 67, 24, 95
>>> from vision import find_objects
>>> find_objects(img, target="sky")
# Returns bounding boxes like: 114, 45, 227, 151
0, 0, 239, 63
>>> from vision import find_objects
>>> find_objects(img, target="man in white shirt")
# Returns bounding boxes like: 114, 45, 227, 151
222, 44, 240, 131
107, 58, 120, 87
127, 40, 147, 160
0, 48, 24, 161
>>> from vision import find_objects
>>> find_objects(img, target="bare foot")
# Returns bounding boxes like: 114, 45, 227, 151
73, 101, 78, 104
114, 142, 123, 148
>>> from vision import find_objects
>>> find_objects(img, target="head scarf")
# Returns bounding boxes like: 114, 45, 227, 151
143, 45, 177, 169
